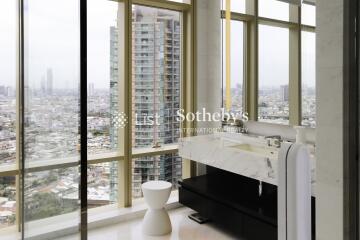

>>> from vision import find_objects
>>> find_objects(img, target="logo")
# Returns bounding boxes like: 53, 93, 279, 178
176, 108, 249, 123
112, 111, 128, 129
111, 108, 249, 131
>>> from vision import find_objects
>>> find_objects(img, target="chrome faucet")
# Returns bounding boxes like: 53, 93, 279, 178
221, 118, 248, 133
265, 135, 282, 148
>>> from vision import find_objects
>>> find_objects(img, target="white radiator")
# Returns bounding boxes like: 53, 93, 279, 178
278, 143, 312, 240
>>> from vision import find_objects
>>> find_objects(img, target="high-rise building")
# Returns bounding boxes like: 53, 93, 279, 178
109, 5, 182, 199
46, 68, 53, 95
281, 85, 289, 102
41, 76, 46, 95
6, 86, 12, 97
0, 86, 6, 96
88, 83, 95, 97
109, 24, 119, 202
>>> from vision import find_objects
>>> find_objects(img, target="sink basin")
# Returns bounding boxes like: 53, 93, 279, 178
229, 144, 278, 158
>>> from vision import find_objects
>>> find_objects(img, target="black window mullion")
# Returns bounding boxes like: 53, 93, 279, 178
80, 0, 88, 239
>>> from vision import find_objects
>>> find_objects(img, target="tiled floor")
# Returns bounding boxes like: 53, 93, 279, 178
56, 207, 242, 240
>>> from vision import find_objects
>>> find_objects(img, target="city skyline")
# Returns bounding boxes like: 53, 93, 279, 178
0, 0, 315, 89
0, 0, 316, 229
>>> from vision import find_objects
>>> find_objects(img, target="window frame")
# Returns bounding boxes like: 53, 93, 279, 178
221, 17, 247, 115
257, 23, 291, 125
0, 0, 195, 233
301, 29, 316, 127
221, 0, 316, 127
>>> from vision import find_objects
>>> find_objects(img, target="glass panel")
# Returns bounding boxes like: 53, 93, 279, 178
0, 176, 16, 229
86, 0, 125, 209
24, 0, 80, 163
23, 0, 80, 237
132, 5, 181, 149
88, 162, 118, 208
87, 0, 125, 156
301, 31, 316, 128
0, 0, 16, 167
301, 4, 316, 26
131, 5, 182, 201
222, 20, 244, 114
221, 0, 246, 14
132, 154, 182, 199
24, 168, 79, 221
259, 0, 289, 22
258, 25, 289, 125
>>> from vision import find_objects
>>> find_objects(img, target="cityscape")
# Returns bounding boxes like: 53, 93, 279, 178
0, 82, 316, 229
258, 85, 290, 125
224, 84, 316, 127
0, 4, 183, 228
0, 87, 16, 228
258, 84, 316, 127
0, 5, 316, 231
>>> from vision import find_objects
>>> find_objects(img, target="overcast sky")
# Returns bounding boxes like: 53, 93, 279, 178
0, 0, 16, 88
0, 0, 315, 90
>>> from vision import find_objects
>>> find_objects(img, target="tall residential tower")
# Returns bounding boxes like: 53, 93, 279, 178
110, 5, 182, 199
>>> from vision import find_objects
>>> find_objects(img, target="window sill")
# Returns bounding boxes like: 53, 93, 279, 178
0, 144, 179, 176
0, 191, 180, 240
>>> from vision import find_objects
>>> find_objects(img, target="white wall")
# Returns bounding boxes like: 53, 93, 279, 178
195, 0, 222, 175
316, 0, 344, 239
196, 0, 222, 127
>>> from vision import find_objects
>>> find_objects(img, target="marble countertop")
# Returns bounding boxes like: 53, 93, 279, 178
179, 132, 316, 196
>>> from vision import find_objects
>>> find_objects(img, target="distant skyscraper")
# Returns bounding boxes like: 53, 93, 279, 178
5, 86, 12, 97
24, 85, 31, 111
109, 5, 182, 199
46, 68, 53, 95
41, 76, 46, 95
88, 83, 95, 97
108, 5, 123, 202
281, 85, 289, 102
0, 86, 5, 96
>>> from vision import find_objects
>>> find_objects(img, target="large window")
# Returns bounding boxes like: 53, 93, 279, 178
0, 0, 17, 168
258, 25, 289, 125
131, 5, 182, 199
23, 0, 80, 233
87, 0, 126, 207
0, 0, 16, 230
0, 0, 191, 237
302, 31, 316, 128
222, 1, 316, 127
222, 19, 245, 114
87, 0, 119, 155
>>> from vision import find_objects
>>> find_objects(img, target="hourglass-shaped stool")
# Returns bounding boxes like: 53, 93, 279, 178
142, 181, 172, 236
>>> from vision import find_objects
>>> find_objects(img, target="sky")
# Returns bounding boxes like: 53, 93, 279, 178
0, 0, 16, 88
222, 0, 315, 88
88, 0, 119, 90
0, 0, 315, 90
0, 0, 116, 90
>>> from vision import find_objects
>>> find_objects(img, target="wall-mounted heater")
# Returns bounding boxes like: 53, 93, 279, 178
278, 143, 312, 240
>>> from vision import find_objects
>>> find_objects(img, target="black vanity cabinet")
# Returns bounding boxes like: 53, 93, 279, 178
178, 166, 315, 240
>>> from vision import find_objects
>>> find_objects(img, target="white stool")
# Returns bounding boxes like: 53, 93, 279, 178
142, 180, 172, 236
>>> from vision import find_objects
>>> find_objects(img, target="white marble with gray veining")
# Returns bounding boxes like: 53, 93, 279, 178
179, 132, 316, 196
